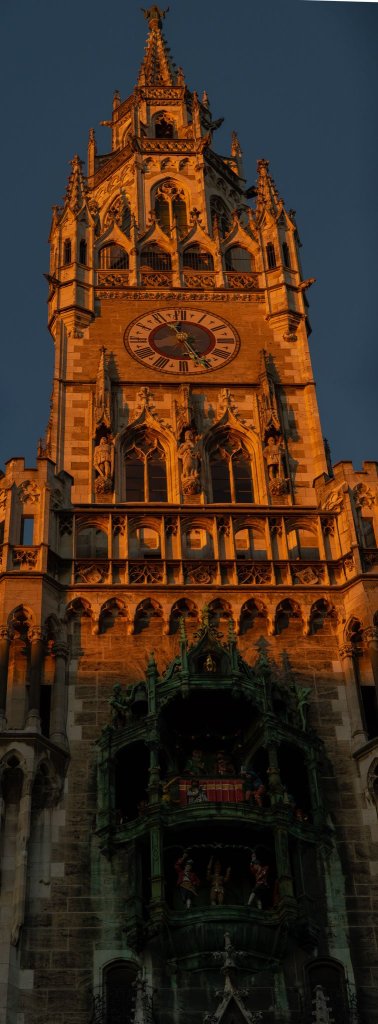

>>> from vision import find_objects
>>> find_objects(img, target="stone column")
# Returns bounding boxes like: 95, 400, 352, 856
49, 642, 69, 747
274, 825, 294, 903
25, 628, 45, 731
0, 626, 11, 729
339, 644, 367, 751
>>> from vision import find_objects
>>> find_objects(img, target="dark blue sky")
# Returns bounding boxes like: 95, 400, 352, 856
0, 0, 376, 472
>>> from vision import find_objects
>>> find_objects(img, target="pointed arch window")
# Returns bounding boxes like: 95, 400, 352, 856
225, 246, 254, 272
140, 244, 172, 272
98, 244, 129, 270
183, 244, 214, 271
125, 435, 168, 502
63, 239, 72, 265
210, 195, 231, 236
154, 180, 187, 236
154, 113, 175, 138
210, 438, 253, 503
79, 239, 87, 265
282, 241, 291, 268
266, 242, 276, 269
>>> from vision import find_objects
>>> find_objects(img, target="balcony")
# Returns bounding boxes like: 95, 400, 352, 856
56, 555, 365, 587
226, 270, 257, 289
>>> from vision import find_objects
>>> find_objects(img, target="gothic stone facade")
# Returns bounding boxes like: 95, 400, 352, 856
0, 8, 377, 1024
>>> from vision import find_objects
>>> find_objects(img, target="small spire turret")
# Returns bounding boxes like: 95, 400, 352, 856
65, 154, 87, 215
139, 5, 178, 86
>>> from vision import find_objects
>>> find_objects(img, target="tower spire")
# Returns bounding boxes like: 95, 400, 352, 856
139, 6, 178, 86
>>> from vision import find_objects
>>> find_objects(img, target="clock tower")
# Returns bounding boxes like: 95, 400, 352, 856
0, 7, 378, 1024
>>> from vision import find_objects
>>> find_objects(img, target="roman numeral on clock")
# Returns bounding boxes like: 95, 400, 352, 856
179, 360, 189, 372
153, 355, 170, 369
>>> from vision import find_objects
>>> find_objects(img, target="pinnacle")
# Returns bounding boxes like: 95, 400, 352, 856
255, 158, 283, 217
65, 154, 87, 214
138, 5, 181, 87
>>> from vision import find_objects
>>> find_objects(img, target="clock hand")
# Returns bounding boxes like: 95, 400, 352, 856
168, 323, 207, 366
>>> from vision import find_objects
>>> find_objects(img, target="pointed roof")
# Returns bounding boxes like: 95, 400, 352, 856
255, 158, 282, 220
204, 933, 263, 1023
139, 6, 178, 87
64, 154, 87, 215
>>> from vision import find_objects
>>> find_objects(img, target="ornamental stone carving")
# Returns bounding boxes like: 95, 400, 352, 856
17, 481, 40, 504
322, 487, 345, 513
178, 430, 202, 496
94, 437, 114, 494
353, 482, 376, 510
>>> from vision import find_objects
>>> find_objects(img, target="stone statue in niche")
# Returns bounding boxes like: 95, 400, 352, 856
178, 429, 201, 495
94, 436, 114, 494
175, 852, 200, 910
207, 857, 231, 906
247, 851, 269, 908
263, 434, 287, 495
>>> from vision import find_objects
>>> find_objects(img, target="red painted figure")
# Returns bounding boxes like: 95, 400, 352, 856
175, 852, 200, 909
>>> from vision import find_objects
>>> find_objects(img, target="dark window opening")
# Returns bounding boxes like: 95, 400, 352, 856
282, 241, 291, 268
362, 517, 376, 548
211, 458, 232, 502
155, 115, 174, 138
360, 685, 378, 740
183, 245, 214, 271
115, 743, 150, 823
79, 239, 87, 265
266, 242, 276, 269
63, 239, 72, 265
99, 244, 129, 270
225, 246, 253, 272
148, 455, 168, 502
233, 455, 253, 503
105, 963, 136, 1024
140, 245, 171, 271
125, 459, 145, 501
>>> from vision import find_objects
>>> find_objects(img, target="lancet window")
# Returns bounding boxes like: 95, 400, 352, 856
225, 246, 254, 272
124, 434, 168, 502
282, 241, 291, 268
209, 436, 254, 503
210, 195, 231, 236
79, 239, 87, 265
98, 244, 129, 270
140, 244, 172, 272
183, 244, 214, 271
63, 239, 72, 265
266, 241, 276, 269
154, 180, 187, 235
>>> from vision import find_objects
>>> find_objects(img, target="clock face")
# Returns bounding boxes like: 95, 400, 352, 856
124, 308, 239, 374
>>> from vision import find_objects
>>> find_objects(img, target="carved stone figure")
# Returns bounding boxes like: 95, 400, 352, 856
248, 851, 269, 908
94, 437, 114, 493
178, 430, 201, 495
109, 683, 131, 728
207, 857, 231, 906
263, 435, 285, 482
175, 852, 200, 909
241, 766, 266, 807
187, 780, 208, 804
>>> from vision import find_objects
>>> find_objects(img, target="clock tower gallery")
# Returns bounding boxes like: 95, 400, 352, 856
0, 7, 378, 1024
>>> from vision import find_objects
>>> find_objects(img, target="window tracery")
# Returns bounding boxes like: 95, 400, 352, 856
154, 112, 175, 138
154, 179, 187, 235
209, 435, 254, 504
210, 195, 231, 236
124, 433, 168, 502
